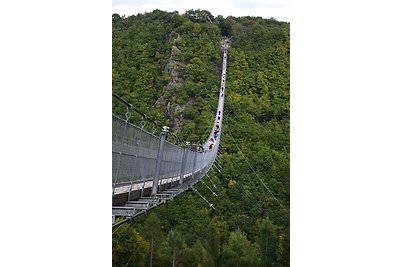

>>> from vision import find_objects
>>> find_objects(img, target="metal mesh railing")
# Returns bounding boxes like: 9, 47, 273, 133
159, 142, 183, 180
112, 115, 159, 185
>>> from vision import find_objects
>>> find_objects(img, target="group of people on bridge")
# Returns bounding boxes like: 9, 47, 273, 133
208, 108, 224, 150
207, 47, 227, 151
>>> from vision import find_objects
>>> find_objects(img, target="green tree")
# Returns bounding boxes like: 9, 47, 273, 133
204, 216, 230, 266
276, 228, 290, 267
185, 240, 210, 267
164, 230, 185, 267
257, 219, 278, 267
221, 231, 261, 267
112, 224, 149, 267
142, 213, 164, 267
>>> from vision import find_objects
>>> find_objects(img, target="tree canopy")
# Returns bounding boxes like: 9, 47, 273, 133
112, 9, 290, 266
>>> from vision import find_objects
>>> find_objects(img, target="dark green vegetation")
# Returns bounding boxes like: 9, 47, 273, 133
112, 9, 289, 267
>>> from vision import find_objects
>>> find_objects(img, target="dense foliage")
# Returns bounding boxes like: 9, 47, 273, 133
112, 9, 290, 267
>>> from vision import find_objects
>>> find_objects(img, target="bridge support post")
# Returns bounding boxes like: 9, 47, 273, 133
151, 126, 169, 196
127, 178, 133, 202
192, 149, 197, 180
179, 146, 188, 185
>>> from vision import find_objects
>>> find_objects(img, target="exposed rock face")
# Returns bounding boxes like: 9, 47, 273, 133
155, 31, 184, 106
154, 31, 187, 132
155, 36, 229, 133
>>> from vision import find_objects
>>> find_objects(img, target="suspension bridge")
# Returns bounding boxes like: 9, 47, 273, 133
112, 40, 230, 227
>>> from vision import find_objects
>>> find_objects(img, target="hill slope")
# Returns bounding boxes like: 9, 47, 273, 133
112, 9, 290, 267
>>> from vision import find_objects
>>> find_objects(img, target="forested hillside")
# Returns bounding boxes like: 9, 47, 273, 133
112, 9, 290, 267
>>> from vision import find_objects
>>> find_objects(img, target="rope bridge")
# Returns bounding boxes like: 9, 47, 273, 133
112, 42, 229, 227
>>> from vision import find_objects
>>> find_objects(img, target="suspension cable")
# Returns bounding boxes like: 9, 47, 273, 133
112, 92, 160, 128
191, 187, 216, 211
113, 92, 187, 147
200, 179, 218, 197
225, 128, 288, 214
